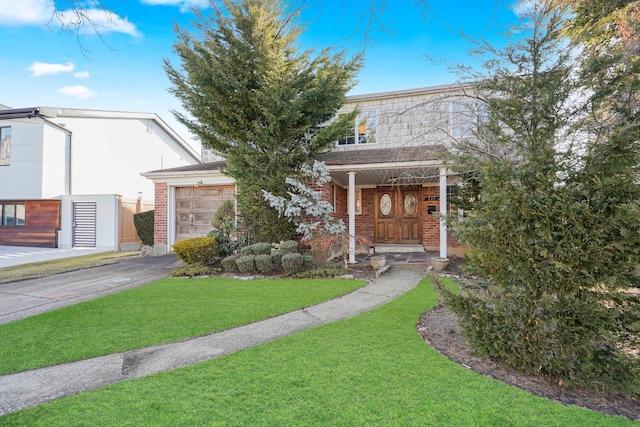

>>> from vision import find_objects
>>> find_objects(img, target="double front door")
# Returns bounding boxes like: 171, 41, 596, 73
375, 187, 421, 244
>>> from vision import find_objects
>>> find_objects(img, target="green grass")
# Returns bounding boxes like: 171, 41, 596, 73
0, 277, 365, 374
1, 279, 633, 426
0, 251, 137, 284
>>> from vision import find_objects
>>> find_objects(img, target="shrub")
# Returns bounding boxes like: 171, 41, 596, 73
281, 253, 303, 275
279, 240, 299, 254
302, 254, 315, 270
255, 254, 273, 274
172, 237, 219, 265
239, 245, 254, 256
211, 199, 235, 229
251, 242, 272, 255
271, 249, 283, 270
221, 254, 240, 272
291, 265, 350, 278
133, 210, 154, 246
236, 255, 256, 273
171, 264, 220, 277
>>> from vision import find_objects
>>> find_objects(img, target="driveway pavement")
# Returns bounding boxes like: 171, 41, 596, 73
0, 245, 113, 268
0, 254, 181, 325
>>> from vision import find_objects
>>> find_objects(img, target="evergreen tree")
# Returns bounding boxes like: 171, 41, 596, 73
440, 0, 640, 394
164, 0, 361, 242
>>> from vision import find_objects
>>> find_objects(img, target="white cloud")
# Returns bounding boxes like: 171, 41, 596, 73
58, 85, 96, 99
141, 0, 209, 13
512, 0, 536, 18
57, 8, 140, 37
73, 71, 90, 78
28, 61, 75, 77
0, 0, 54, 25
0, 0, 140, 37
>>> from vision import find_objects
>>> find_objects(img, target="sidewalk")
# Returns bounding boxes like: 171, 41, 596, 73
0, 266, 425, 416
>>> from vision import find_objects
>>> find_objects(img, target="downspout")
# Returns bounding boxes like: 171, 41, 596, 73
67, 133, 73, 195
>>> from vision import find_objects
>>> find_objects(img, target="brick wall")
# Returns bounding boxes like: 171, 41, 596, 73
154, 182, 168, 245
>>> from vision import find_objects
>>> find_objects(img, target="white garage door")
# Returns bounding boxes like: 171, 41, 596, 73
175, 186, 235, 242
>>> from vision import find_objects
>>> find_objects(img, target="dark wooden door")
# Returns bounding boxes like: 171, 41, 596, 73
399, 187, 421, 244
374, 187, 422, 244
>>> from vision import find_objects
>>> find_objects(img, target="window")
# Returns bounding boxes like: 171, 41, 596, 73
451, 100, 485, 139
338, 111, 376, 145
0, 127, 11, 166
0, 203, 25, 226
355, 189, 362, 215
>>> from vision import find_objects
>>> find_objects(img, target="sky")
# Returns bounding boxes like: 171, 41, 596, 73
0, 0, 527, 153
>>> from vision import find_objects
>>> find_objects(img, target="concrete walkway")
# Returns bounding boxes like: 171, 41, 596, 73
0, 266, 425, 416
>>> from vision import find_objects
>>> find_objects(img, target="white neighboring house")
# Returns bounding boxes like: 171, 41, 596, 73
0, 106, 200, 250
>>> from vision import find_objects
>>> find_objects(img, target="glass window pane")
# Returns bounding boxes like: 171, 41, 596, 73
0, 204, 3, 226
0, 127, 11, 166
16, 204, 25, 225
5, 204, 14, 226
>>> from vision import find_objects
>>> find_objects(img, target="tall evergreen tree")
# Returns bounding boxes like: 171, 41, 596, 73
164, 0, 362, 242
440, 0, 640, 394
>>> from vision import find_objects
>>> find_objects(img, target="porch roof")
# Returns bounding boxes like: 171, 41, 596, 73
143, 145, 447, 188
319, 145, 446, 188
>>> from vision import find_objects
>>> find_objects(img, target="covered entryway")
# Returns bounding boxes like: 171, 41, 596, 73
375, 187, 421, 244
175, 186, 235, 242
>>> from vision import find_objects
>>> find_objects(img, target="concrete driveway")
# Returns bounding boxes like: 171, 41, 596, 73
0, 254, 181, 325
0, 245, 112, 268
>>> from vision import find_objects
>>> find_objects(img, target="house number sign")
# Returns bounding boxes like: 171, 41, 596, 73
380, 193, 392, 216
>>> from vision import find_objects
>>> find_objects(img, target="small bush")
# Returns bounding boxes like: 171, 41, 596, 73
302, 254, 315, 270
133, 210, 154, 246
211, 199, 235, 229
271, 249, 283, 270
172, 237, 219, 265
239, 246, 254, 256
292, 266, 350, 278
282, 253, 303, 275
236, 255, 256, 273
255, 254, 273, 274
251, 242, 272, 255
221, 254, 240, 272
171, 264, 220, 277
279, 240, 299, 254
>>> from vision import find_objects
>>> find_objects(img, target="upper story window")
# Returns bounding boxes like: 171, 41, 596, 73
451, 100, 486, 139
338, 111, 376, 145
0, 202, 25, 226
0, 127, 11, 166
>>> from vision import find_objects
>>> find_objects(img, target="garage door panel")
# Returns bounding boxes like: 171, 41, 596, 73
176, 188, 193, 198
194, 188, 223, 198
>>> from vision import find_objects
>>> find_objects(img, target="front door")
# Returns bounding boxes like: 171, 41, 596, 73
374, 187, 421, 244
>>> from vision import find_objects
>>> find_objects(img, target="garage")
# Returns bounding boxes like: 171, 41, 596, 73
175, 186, 235, 242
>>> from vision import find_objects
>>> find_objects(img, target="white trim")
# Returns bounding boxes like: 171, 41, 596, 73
348, 171, 356, 264
439, 167, 448, 259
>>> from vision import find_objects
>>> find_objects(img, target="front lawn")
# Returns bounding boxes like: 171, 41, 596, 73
0, 277, 365, 374
0, 279, 632, 426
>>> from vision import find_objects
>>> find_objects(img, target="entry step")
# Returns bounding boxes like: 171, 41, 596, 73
374, 244, 425, 253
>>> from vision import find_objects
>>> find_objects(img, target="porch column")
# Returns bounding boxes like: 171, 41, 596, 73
347, 171, 356, 264
439, 166, 448, 259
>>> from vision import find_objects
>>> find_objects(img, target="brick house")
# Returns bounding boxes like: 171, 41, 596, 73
143, 84, 474, 258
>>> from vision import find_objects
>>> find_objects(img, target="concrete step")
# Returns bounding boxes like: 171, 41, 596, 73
374, 244, 425, 253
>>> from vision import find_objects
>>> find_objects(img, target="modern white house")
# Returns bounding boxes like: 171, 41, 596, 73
0, 106, 200, 250
144, 84, 476, 259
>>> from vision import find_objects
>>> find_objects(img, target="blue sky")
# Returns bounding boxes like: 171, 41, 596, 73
0, 0, 526, 151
